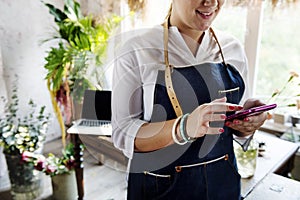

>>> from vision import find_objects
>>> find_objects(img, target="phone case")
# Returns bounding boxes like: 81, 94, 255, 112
226, 103, 277, 121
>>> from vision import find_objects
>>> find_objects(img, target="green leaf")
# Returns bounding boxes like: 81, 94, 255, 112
63, 0, 82, 20
287, 75, 294, 82
44, 3, 67, 23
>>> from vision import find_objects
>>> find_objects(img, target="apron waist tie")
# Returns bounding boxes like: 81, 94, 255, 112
175, 154, 228, 172
143, 154, 229, 176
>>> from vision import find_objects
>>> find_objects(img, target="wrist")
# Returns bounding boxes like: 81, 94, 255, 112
180, 113, 196, 143
171, 116, 187, 145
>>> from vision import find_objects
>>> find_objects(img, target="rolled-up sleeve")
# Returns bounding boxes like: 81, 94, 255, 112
111, 48, 147, 159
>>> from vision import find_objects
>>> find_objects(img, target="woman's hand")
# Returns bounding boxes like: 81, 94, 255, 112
225, 98, 268, 137
186, 97, 243, 138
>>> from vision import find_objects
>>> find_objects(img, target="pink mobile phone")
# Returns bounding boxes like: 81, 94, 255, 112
226, 103, 277, 121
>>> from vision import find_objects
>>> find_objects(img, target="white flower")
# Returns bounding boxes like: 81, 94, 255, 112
290, 71, 299, 78
18, 126, 29, 133
3, 131, 13, 138
2, 125, 12, 132
24, 137, 31, 142
29, 147, 35, 152
19, 132, 29, 137
17, 138, 24, 145
28, 141, 34, 147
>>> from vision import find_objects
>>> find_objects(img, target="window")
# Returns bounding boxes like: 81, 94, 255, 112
256, 2, 300, 106
215, 2, 300, 107
130, 1, 300, 107
214, 5, 248, 44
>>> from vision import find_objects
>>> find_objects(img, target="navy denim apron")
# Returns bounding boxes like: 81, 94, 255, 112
127, 62, 245, 200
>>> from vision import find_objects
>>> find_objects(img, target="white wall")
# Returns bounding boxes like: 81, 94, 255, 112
0, 46, 6, 113
0, 0, 64, 141
142, 0, 171, 27
0, 0, 120, 141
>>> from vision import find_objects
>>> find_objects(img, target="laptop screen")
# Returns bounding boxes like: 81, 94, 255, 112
81, 90, 111, 121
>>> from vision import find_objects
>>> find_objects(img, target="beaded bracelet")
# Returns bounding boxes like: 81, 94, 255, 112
179, 113, 196, 143
172, 116, 187, 145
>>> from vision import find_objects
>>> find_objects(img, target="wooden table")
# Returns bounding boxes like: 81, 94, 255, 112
241, 131, 299, 198
244, 173, 300, 200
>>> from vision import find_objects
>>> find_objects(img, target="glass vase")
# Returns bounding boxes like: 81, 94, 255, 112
233, 139, 259, 178
4, 153, 42, 200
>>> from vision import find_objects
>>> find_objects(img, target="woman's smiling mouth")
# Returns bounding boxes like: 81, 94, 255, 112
196, 10, 215, 19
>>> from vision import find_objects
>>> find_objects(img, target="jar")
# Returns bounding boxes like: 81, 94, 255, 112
233, 138, 259, 178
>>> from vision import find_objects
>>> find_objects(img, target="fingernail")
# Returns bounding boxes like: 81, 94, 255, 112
219, 128, 224, 133
244, 117, 249, 122
220, 114, 227, 120
229, 106, 235, 110
225, 121, 231, 126
233, 120, 239, 124
238, 106, 243, 110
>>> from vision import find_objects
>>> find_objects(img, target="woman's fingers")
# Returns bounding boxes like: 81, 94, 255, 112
202, 113, 227, 122
206, 127, 225, 135
188, 100, 244, 138
200, 102, 243, 113
188, 122, 224, 137
226, 112, 267, 135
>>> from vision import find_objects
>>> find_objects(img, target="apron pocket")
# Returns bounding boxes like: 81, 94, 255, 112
205, 156, 241, 199
143, 171, 178, 200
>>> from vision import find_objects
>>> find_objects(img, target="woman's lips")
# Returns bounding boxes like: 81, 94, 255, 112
196, 10, 214, 19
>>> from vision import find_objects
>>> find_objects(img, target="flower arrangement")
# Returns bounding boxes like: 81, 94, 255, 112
265, 71, 300, 121
0, 83, 51, 155
21, 143, 76, 177
267, 71, 300, 107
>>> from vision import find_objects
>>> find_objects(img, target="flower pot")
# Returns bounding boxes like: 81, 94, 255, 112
4, 153, 42, 200
51, 170, 78, 200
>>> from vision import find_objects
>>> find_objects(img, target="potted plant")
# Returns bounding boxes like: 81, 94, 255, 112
21, 142, 80, 200
42, 0, 123, 145
0, 81, 51, 200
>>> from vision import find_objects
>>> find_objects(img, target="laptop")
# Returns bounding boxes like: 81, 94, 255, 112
67, 90, 112, 136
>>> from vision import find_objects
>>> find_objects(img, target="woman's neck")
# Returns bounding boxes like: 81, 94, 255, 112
183, 31, 205, 56
169, 16, 205, 56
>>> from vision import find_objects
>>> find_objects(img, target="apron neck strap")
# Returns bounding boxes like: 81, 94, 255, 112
163, 17, 183, 117
163, 18, 170, 67
209, 27, 226, 65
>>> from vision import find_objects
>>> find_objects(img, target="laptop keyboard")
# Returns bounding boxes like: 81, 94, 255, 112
78, 120, 111, 127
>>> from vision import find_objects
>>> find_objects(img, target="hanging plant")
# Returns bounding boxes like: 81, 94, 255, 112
127, 0, 146, 13
231, 0, 298, 7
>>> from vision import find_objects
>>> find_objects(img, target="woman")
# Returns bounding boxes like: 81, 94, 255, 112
112, 0, 267, 199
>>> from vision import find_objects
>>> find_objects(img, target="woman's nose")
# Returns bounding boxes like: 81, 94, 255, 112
203, 0, 218, 7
